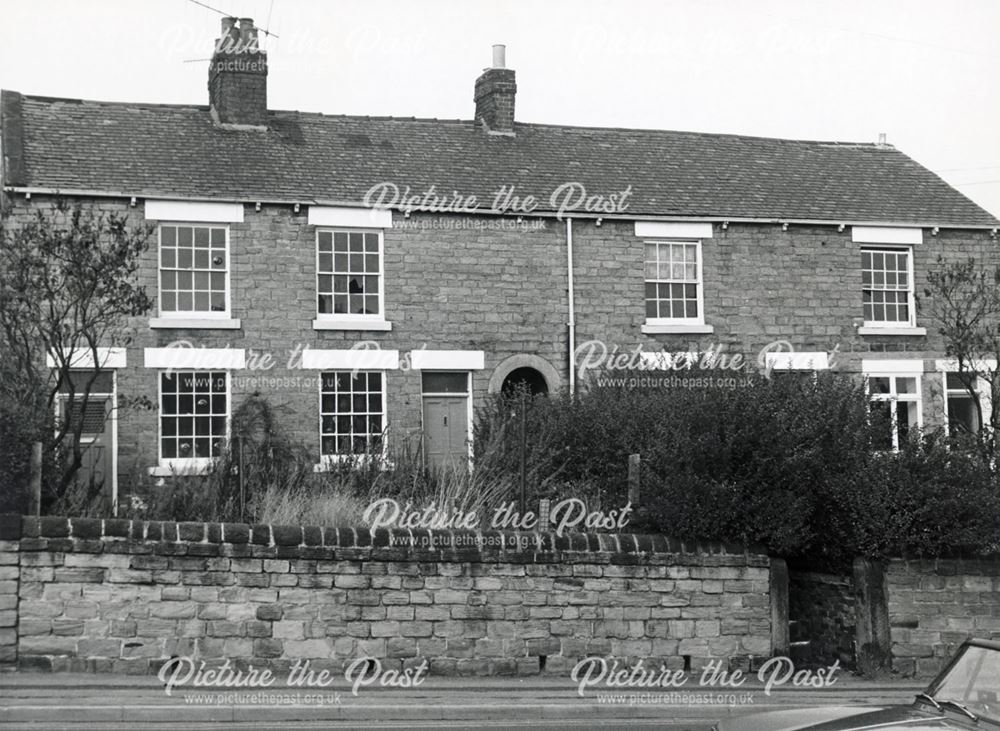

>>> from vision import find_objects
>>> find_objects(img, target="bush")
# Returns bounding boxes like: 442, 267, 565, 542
474, 369, 1000, 566
828, 432, 1000, 560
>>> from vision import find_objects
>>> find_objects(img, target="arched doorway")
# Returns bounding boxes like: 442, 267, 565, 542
501, 366, 549, 397
489, 354, 561, 395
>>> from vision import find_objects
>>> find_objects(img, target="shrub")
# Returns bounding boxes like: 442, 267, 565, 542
828, 432, 1000, 560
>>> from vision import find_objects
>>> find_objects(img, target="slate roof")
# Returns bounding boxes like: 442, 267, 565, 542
2, 90, 997, 226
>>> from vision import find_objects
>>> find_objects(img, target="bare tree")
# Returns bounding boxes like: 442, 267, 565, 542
0, 201, 153, 504
923, 255, 1000, 456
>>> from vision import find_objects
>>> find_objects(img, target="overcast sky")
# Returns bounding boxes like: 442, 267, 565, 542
1, 0, 998, 218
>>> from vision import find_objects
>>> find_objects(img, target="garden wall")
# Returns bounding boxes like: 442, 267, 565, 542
0, 515, 773, 676
886, 557, 1000, 677
788, 570, 855, 669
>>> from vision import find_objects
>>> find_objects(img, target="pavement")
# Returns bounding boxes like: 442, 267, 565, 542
0, 671, 925, 728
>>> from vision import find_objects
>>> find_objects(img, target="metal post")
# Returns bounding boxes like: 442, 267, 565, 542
538, 499, 551, 531
238, 437, 246, 523
519, 390, 527, 516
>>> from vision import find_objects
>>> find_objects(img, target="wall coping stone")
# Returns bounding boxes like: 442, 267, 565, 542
5, 515, 769, 565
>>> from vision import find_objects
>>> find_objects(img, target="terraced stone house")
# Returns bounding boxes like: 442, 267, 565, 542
2, 18, 998, 506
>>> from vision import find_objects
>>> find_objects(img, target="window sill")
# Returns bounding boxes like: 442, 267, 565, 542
312, 318, 392, 332
150, 317, 242, 330
857, 326, 927, 336
147, 460, 216, 477
314, 456, 391, 472
641, 322, 715, 335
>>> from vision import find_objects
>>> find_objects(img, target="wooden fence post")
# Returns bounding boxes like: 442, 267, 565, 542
854, 557, 891, 675
770, 558, 790, 656
28, 442, 42, 517
627, 453, 641, 505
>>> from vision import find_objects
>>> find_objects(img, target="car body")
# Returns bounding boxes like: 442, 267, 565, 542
715, 639, 1000, 730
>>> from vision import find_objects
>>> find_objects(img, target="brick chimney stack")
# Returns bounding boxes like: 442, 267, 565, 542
208, 17, 268, 127
474, 45, 516, 135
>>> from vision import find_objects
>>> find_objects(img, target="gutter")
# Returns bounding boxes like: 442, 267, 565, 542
4, 186, 998, 232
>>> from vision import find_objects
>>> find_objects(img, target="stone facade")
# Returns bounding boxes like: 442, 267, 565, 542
0, 515, 772, 675
886, 557, 1000, 677
3, 193, 998, 492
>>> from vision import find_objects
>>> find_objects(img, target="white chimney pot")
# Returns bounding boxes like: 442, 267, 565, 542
492, 44, 506, 69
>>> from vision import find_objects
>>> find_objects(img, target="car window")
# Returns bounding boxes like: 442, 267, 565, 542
933, 645, 1000, 720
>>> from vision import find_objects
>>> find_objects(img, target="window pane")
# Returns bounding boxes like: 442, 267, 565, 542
947, 373, 976, 390
869, 401, 893, 450
897, 401, 918, 442
869, 377, 891, 394
422, 372, 467, 394
896, 377, 917, 395
948, 394, 981, 434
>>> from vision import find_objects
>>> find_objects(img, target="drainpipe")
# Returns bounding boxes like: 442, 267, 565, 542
566, 218, 576, 395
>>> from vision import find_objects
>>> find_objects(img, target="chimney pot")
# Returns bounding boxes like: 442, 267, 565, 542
492, 44, 506, 69
221, 16, 236, 36
239, 18, 259, 47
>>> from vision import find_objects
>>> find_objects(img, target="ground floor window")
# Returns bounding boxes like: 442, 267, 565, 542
867, 374, 922, 450
944, 372, 987, 436
320, 371, 385, 457
160, 371, 228, 462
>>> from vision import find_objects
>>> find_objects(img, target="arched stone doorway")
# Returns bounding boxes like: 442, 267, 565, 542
488, 354, 561, 395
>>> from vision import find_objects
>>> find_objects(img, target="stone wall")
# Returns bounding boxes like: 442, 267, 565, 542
0, 515, 773, 675
886, 557, 1000, 677
788, 570, 855, 668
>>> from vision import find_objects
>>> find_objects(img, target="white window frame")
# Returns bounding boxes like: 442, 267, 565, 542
642, 239, 709, 333
153, 370, 231, 475
860, 245, 916, 329
156, 222, 232, 321
313, 228, 390, 331
936, 360, 994, 437
316, 369, 389, 469
865, 370, 923, 451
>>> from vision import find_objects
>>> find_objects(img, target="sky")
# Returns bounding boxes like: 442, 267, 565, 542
1, 0, 998, 218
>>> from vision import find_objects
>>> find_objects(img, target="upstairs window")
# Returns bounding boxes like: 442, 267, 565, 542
317, 230, 383, 320
862, 248, 913, 327
644, 241, 703, 323
159, 225, 229, 317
